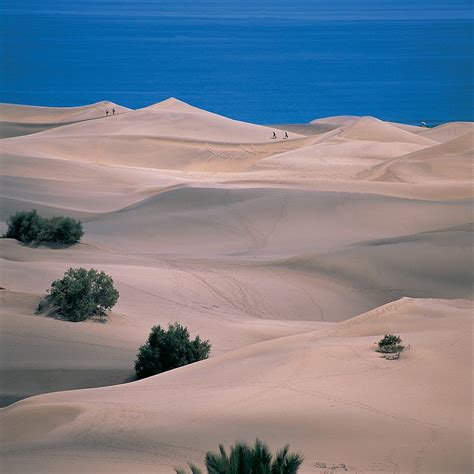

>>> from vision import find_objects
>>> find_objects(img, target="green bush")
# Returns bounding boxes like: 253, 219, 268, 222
3, 209, 83, 244
4, 210, 45, 242
42, 216, 84, 244
43, 267, 119, 322
176, 439, 304, 474
376, 334, 405, 354
135, 323, 211, 379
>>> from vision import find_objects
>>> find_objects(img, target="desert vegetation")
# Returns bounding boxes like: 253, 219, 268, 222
176, 438, 304, 473
4, 209, 83, 244
38, 267, 119, 322
376, 334, 405, 359
135, 322, 211, 379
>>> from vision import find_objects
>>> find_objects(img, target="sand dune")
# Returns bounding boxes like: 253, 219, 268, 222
340, 116, 437, 146
25, 97, 302, 143
252, 136, 426, 178
359, 131, 474, 183
281, 222, 473, 301
0, 101, 130, 138
311, 115, 361, 127
418, 121, 474, 143
0, 98, 307, 171
312, 115, 426, 134
81, 186, 471, 257
3, 176, 466, 257
0, 100, 472, 472
1, 298, 471, 473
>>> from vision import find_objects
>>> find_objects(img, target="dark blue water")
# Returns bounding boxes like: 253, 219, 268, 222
1, 1, 473, 125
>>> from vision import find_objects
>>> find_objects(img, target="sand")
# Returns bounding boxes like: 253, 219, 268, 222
0, 99, 472, 473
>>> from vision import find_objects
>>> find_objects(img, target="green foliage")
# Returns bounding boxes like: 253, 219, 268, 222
176, 439, 304, 474
376, 334, 405, 354
45, 267, 119, 322
378, 334, 401, 348
135, 323, 211, 379
42, 216, 84, 244
4, 210, 45, 243
3, 209, 83, 244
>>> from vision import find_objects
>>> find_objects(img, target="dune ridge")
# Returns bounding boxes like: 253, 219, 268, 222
0, 101, 130, 138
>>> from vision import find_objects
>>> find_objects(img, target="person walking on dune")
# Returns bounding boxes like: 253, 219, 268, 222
272, 131, 277, 139
113, 108, 115, 115
106, 109, 109, 117
284, 131, 288, 139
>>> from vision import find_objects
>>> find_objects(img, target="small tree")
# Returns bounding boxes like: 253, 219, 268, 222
135, 323, 211, 379
176, 439, 304, 474
42, 267, 119, 322
3, 210, 45, 242
376, 334, 405, 357
42, 216, 84, 244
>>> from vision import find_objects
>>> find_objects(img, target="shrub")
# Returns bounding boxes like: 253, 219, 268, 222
176, 439, 304, 474
376, 334, 405, 355
135, 323, 211, 379
4, 210, 45, 242
3, 209, 83, 244
43, 267, 119, 322
42, 216, 84, 244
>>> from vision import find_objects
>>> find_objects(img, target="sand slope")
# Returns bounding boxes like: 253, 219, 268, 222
1, 298, 471, 473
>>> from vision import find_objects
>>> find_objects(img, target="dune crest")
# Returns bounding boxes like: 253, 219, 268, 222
0, 101, 131, 138
340, 116, 438, 145
0, 101, 129, 124
141, 96, 207, 113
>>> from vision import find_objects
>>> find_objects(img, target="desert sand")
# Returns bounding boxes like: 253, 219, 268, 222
0, 98, 472, 473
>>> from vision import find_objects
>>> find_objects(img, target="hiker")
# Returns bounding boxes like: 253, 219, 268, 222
284, 131, 288, 139
272, 131, 277, 139
106, 109, 109, 116
113, 108, 115, 115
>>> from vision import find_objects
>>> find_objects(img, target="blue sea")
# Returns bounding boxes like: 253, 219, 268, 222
1, 1, 473, 125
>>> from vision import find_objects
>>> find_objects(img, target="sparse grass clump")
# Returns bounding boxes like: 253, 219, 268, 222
3, 209, 83, 244
176, 438, 304, 473
135, 323, 211, 380
39, 267, 119, 322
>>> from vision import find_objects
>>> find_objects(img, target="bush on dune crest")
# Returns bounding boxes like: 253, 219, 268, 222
176, 438, 304, 473
39, 267, 119, 322
135, 323, 211, 379
3, 209, 84, 244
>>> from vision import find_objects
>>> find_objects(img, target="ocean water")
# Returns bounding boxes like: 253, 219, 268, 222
1, 1, 473, 125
